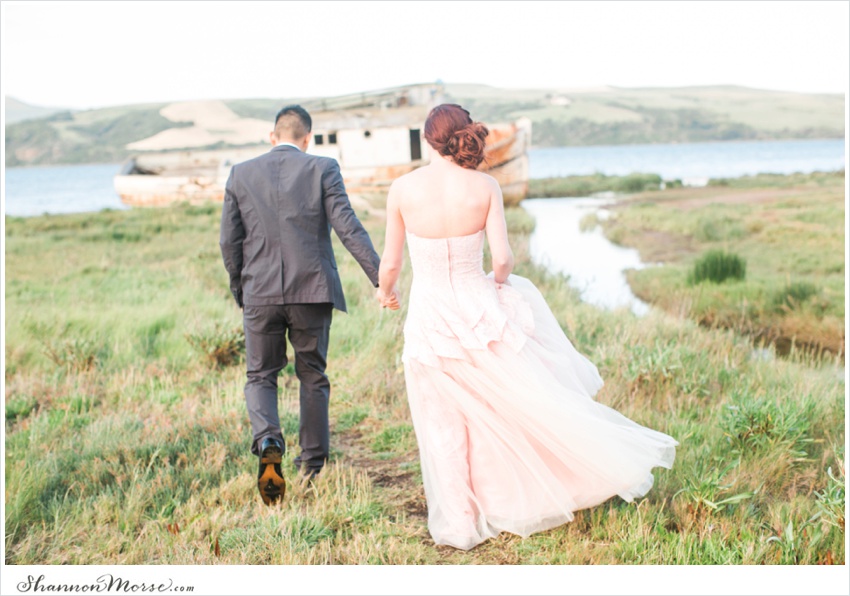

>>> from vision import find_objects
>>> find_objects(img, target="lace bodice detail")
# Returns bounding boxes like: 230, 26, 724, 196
402, 230, 534, 367
406, 229, 488, 286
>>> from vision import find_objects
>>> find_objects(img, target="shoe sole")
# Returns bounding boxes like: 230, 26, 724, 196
258, 446, 286, 506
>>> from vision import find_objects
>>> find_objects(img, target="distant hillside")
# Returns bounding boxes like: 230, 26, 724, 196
4, 96, 67, 124
5, 85, 845, 167
444, 84, 845, 146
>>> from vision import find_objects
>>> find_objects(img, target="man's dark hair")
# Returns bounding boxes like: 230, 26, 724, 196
274, 105, 312, 140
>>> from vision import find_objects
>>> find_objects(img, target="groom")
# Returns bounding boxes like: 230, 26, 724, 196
219, 105, 383, 505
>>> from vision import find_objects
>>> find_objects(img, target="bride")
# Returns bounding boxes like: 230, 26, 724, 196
375, 104, 677, 551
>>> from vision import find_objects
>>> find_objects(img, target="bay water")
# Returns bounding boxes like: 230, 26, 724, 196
3, 138, 844, 217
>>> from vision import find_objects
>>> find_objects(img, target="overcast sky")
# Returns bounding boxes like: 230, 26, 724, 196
2, 0, 848, 110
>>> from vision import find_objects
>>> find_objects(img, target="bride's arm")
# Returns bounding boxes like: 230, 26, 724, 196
485, 179, 514, 284
377, 180, 404, 309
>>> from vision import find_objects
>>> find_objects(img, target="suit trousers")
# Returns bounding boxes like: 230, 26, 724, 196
242, 303, 333, 473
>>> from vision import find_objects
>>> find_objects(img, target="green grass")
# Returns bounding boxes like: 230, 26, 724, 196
4, 200, 845, 564
688, 250, 747, 285
598, 171, 845, 357
529, 173, 664, 198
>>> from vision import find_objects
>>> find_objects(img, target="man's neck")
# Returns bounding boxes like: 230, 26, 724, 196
274, 140, 302, 151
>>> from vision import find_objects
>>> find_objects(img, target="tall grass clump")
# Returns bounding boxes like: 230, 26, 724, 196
527, 172, 662, 198
185, 322, 245, 368
614, 173, 662, 193
770, 281, 819, 312
687, 250, 747, 285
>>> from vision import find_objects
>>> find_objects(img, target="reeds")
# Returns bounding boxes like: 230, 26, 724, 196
3, 200, 845, 564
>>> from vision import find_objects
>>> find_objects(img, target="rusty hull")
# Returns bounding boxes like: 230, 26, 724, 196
116, 118, 531, 207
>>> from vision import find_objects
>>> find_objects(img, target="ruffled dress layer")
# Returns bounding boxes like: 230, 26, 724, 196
401, 229, 677, 551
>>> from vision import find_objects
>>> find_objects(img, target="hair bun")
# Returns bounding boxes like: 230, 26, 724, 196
447, 122, 490, 169
424, 104, 490, 170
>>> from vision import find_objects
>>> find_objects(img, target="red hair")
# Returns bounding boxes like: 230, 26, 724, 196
423, 104, 489, 169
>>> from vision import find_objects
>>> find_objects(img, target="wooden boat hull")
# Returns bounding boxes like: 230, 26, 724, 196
114, 118, 531, 207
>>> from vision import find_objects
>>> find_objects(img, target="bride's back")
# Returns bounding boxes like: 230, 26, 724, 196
379, 103, 514, 288
395, 164, 494, 239
390, 103, 499, 239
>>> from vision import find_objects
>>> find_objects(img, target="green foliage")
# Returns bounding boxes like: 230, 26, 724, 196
39, 334, 103, 372
579, 213, 600, 232
371, 424, 414, 455
5, 395, 39, 422
185, 322, 245, 368
693, 213, 746, 242
814, 463, 846, 531
709, 170, 845, 189
504, 207, 536, 234
3, 202, 845, 565
5, 106, 190, 166
284, 514, 335, 547
720, 389, 815, 460
770, 281, 819, 312
530, 110, 764, 147
688, 250, 747, 284
528, 172, 662, 198
336, 407, 370, 432
615, 173, 663, 193
606, 173, 844, 356
674, 459, 753, 513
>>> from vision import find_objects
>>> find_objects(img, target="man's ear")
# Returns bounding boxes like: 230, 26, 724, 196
269, 131, 278, 146
300, 134, 311, 151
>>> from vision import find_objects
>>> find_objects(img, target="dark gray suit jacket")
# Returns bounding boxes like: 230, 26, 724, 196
219, 145, 380, 312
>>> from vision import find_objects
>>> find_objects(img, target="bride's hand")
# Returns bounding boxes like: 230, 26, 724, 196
376, 287, 401, 310
488, 271, 512, 289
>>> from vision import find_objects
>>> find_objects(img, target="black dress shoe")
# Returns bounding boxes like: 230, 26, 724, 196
257, 437, 285, 505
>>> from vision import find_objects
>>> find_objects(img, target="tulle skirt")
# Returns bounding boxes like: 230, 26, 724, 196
402, 274, 677, 550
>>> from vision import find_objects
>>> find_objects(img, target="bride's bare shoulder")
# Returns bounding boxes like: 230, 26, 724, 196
473, 170, 502, 193
391, 167, 427, 191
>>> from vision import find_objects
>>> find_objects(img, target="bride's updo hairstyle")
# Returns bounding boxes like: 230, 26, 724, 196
423, 104, 489, 169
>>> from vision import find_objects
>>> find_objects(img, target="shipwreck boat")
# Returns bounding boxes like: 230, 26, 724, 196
114, 83, 531, 207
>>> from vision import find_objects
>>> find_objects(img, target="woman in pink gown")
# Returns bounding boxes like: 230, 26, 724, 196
375, 104, 677, 551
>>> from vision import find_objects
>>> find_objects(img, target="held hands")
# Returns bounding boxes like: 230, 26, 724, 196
376, 286, 401, 310
487, 271, 512, 289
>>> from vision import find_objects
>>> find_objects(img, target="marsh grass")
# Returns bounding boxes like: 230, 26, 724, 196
604, 172, 845, 357
185, 322, 245, 368
528, 173, 663, 198
3, 200, 845, 564
688, 250, 747, 285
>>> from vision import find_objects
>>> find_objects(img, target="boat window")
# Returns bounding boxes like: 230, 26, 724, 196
409, 129, 422, 161
328, 132, 337, 145
314, 134, 324, 145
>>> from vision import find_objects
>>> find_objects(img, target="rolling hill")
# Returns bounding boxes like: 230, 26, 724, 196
4, 84, 845, 167
4, 96, 67, 125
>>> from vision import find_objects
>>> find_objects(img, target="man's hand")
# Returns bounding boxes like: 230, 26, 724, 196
376, 286, 401, 310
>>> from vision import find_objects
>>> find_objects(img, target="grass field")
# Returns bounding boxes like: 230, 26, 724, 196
3, 200, 845, 564
597, 171, 846, 358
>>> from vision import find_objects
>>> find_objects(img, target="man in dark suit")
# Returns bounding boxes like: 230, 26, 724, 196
220, 105, 389, 505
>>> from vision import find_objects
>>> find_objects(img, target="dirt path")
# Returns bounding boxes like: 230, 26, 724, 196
334, 428, 428, 525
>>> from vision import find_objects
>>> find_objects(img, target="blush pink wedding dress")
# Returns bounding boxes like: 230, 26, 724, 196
401, 229, 678, 550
